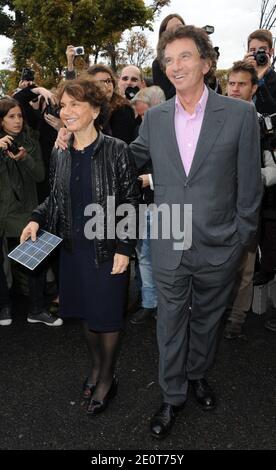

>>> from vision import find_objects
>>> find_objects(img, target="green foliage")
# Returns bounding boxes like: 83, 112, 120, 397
0, 0, 170, 85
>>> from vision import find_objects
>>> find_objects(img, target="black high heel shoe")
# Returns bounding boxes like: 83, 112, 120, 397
87, 377, 118, 415
82, 377, 96, 400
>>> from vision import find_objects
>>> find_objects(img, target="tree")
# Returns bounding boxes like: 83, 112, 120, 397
259, 0, 276, 30
0, 0, 172, 85
119, 31, 154, 68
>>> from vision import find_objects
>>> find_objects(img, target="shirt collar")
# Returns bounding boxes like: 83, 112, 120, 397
175, 84, 209, 115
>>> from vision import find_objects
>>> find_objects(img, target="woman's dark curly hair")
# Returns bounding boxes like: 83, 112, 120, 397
85, 64, 131, 114
57, 78, 110, 131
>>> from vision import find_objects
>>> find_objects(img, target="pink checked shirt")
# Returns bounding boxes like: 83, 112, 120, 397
175, 85, 209, 176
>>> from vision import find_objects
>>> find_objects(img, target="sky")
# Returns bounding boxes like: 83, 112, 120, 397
0, 0, 274, 71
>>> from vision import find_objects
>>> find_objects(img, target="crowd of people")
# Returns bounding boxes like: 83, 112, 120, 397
0, 13, 276, 439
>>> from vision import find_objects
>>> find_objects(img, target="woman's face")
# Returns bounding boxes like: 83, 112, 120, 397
166, 17, 183, 32
92, 72, 114, 101
2, 105, 23, 135
60, 92, 100, 133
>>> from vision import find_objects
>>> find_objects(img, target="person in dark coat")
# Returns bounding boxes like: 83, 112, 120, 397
0, 98, 62, 327
152, 13, 185, 100
20, 78, 140, 415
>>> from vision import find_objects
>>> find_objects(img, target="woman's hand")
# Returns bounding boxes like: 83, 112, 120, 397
20, 221, 39, 243
111, 254, 129, 275
55, 127, 71, 150
138, 174, 150, 188
44, 113, 63, 131
0, 135, 13, 150
31, 86, 57, 105
6, 146, 27, 161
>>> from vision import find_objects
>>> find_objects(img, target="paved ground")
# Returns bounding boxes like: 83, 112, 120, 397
0, 291, 275, 451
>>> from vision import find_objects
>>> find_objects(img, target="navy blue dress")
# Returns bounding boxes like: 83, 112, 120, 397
58, 141, 128, 332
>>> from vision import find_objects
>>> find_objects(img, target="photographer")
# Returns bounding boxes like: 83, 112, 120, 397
0, 98, 62, 327
118, 65, 146, 99
13, 75, 62, 202
244, 29, 276, 333
244, 29, 276, 117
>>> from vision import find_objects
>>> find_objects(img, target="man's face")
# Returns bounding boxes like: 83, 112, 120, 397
118, 66, 143, 95
227, 71, 257, 102
164, 38, 210, 96
248, 39, 273, 65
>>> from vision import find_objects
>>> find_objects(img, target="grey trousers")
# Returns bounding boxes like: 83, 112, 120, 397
153, 246, 243, 406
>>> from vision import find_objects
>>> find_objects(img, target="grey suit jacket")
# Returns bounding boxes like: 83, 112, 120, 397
130, 89, 262, 269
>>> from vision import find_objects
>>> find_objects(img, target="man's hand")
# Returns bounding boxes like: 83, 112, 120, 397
244, 51, 271, 79
66, 45, 75, 71
20, 221, 39, 243
55, 127, 71, 150
111, 254, 129, 274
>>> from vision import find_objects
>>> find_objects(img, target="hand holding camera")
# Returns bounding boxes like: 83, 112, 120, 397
66, 45, 84, 71
244, 48, 270, 78
1, 136, 26, 161
0, 135, 14, 151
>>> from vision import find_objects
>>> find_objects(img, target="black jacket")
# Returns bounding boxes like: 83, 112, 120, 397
152, 58, 175, 100
255, 68, 276, 115
13, 86, 58, 202
256, 69, 276, 218
31, 132, 140, 264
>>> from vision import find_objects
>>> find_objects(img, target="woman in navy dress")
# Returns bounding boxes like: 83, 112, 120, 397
21, 78, 140, 415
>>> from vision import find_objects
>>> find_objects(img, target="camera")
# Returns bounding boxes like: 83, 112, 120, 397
125, 86, 140, 100
7, 140, 20, 155
21, 67, 35, 82
254, 48, 268, 67
44, 102, 60, 118
74, 46, 84, 56
202, 25, 215, 35
258, 112, 276, 146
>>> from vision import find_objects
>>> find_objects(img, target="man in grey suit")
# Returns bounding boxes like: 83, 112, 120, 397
130, 25, 262, 439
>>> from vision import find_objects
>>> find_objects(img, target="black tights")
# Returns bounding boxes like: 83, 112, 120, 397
83, 323, 120, 400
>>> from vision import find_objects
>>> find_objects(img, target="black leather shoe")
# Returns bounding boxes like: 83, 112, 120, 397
190, 378, 216, 410
87, 377, 118, 415
130, 307, 157, 325
150, 402, 181, 439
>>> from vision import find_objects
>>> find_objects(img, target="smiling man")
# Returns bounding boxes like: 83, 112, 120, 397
130, 25, 262, 439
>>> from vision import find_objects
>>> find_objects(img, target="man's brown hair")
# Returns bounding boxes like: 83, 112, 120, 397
227, 60, 258, 85
247, 29, 273, 50
157, 25, 216, 83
